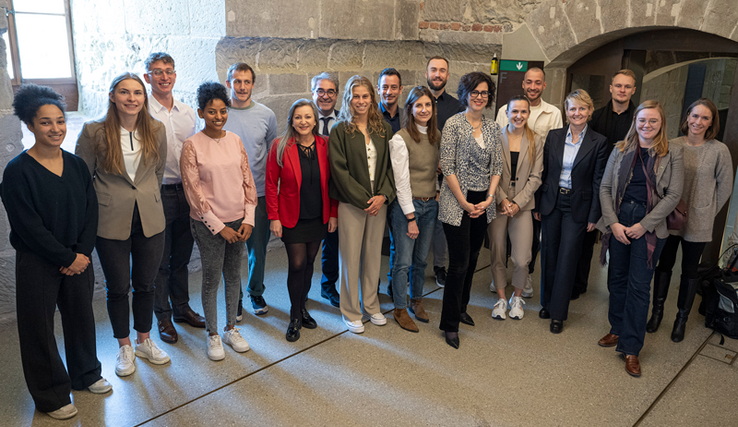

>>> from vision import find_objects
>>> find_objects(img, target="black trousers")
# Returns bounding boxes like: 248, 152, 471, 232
16, 250, 102, 412
655, 235, 706, 280
439, 191, 488, 332
574, 229, 599, 293
320, 229, 340, 295
541, 192, 587, 321
96, 206, 165, 339
154, 184, 195, 321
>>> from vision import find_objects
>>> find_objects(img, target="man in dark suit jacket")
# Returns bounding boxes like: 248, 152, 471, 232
534, 98, 609, 333
312, 72, 342, 308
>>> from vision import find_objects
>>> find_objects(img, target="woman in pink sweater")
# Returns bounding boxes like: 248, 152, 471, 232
180, 82, 258, 361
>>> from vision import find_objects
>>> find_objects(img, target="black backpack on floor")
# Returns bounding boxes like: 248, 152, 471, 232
705, 272, 738, 341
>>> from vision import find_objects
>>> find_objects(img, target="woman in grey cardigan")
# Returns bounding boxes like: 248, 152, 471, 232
597, 100, 683, 377
649, 98, 733, 342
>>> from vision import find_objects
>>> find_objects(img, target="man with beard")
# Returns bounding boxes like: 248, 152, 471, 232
573, 69, 637, 299
494, 67, 563, 298
312, 72, 341, 308
426, 56, 464, 288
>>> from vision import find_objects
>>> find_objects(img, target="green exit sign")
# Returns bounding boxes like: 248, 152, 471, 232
500, 60, 528, 72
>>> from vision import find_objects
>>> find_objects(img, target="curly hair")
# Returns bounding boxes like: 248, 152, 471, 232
457, 72, 495, 109
337, 75, 385, 137
197, 82, 231, 111
12, 84, 66, 125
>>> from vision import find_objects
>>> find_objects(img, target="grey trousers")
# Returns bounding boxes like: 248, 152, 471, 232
191, 218, 244, 333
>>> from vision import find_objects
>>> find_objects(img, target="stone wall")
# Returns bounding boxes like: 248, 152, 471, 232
218, 0, 543, 130
0, 0, 24, 318
71, 0, 226, 120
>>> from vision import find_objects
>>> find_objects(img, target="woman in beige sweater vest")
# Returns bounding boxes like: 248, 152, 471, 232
387, 86, 442, 333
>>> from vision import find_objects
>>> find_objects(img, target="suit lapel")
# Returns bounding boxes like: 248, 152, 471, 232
573, 129, 595, 169
316, 135, 329, 189
286, 139, 302, 193
500, 130, 512, 178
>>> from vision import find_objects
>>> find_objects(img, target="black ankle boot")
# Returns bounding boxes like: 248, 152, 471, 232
647, 270, 672, 333
671, 277, 699, 343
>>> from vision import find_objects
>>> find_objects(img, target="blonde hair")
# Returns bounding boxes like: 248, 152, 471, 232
337, 75, 385, 137
563, 89, 594, 123
274, 99, 320, 167
616, 100, 669, 157
100, 73, 160, 174
506, 95, 538, 163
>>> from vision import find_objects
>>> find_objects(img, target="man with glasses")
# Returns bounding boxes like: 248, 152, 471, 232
311, 72, 341, 308
494, 67, 563, 299
143, 52, 205, 344
573, 69, 638, 299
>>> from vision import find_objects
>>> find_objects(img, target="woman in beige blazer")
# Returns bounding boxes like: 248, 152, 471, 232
488, 96, 544, 321
75, 72, 168, 378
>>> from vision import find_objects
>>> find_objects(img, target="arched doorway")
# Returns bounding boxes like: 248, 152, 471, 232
504, 0, 738, 263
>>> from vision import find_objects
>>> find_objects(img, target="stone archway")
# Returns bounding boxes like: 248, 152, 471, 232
513, 0, 738, 106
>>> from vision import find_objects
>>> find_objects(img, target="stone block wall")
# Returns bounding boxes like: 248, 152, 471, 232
0, 0, 24, 318
71, 0, 226, 120
215, 37, 499, 131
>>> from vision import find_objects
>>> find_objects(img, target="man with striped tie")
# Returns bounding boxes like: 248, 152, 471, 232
312, 72, 341, 308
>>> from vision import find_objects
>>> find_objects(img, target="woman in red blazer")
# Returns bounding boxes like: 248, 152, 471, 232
266, 99, 338, 342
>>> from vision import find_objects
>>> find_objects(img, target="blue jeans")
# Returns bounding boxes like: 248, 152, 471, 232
607, 201, 666, 356
243, 196, 269, 298
389, 199, 438, 309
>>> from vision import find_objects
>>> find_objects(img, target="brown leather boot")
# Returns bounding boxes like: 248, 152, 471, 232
393, 309, 419, 332
409, 299, 429, 323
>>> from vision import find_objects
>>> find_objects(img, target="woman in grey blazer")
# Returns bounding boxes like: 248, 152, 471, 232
597, 100, 683, 377
75, 72, 169, 378
650, 98, 733, 342
488, 96, 543, 321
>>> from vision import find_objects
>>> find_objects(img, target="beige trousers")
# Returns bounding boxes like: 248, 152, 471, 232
337, 202, 386, 322
488, 185, 534, 290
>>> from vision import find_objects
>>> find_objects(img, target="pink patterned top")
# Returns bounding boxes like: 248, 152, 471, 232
180, 131, 258, 235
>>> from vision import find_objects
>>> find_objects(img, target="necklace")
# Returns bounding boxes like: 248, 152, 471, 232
206, 131, 225, 143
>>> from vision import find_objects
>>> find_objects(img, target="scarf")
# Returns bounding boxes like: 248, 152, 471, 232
600, 146, 660, 268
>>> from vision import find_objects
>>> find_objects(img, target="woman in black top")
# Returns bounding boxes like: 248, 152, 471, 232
1, 85, 110, 420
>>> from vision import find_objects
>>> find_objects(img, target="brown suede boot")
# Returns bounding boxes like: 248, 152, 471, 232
409, 299, 429, 323
393, 308, 419, 332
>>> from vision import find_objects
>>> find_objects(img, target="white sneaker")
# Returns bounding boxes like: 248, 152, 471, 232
135, 338, 170, 365
88, 378, 112, 394
115, 345, 136, 377
47, 403, 78, 420
522, 275, 534, 298
509, 296, 525, 320
491, 299, 507, 320
223, 327, 250, 353
490, 280, 497, 293
207, 334, 225, 361
344, 318, 365, 334
369, 312, 387, 326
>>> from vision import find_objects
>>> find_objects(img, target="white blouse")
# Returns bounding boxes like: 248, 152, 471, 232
120, 127, 142, 182
365, 137, 377, 184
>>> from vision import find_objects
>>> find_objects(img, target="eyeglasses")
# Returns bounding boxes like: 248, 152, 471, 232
470, 91, 490, 98
148, 69, 175, 77
637, 118, 660, 126
316, 89, 337, 97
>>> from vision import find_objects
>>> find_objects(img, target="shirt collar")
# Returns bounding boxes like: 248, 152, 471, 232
416, 124, 428, 134
566, 124, 588, 143
148, 94, 181, 114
